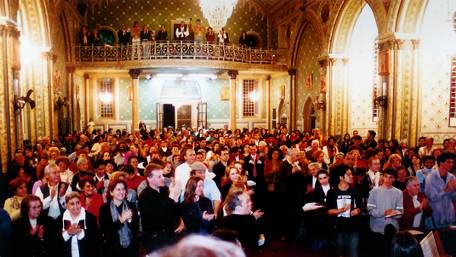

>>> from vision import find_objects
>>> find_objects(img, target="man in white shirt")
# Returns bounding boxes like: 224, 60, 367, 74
418, 137, 436, 158
35, 164, 72, 219
174, 147, 196, 199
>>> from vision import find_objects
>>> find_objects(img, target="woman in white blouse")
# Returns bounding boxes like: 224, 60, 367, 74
60, 192, 100, 257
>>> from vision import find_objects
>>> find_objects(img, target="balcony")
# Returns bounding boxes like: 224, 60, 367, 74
75, 41, 285, 70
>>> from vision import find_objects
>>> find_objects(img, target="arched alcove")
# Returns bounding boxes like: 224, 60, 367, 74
302, 97, 316, 133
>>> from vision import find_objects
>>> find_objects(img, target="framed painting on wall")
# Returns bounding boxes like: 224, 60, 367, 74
220, 86, 229, 101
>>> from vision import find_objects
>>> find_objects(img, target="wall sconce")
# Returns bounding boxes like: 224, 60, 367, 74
55, 96, 67, 111
315, 92, 325, 110
375, 81, 388, 108
14, 89, 36, 111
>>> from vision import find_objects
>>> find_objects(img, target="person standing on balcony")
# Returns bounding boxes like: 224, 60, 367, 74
141, 24, 152, 58
131, 21, 141, 59
206, 27, 216, 44
157, 24, 168, 41
194, 19, 205, 44
175, 21, 189, 41
118, 24, 131, 45
218, 28, 229, 45
239, 31, 247, 47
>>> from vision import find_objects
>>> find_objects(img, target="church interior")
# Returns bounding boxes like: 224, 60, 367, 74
1, 0, 456, 256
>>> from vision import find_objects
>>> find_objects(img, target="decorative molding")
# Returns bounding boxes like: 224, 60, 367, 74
128, 69, 141, 80
227, 70, 238, 80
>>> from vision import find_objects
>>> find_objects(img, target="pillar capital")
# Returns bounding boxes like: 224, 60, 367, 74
288, 68, 297, 76
129, 69, 142, 79
66, 66, 76, 73
227, 70, 238, 80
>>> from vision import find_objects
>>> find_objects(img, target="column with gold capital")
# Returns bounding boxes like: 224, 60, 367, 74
288, 68, 297, 130
228, 70, 238, 130
266, 75, 271, 129
129, 69, 141, 132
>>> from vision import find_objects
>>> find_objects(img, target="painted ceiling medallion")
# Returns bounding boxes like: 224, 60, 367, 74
199, 0, 238, 32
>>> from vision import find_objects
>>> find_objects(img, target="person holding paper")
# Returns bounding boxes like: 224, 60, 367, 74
367, 168, 403, 257
327, 164, 362, 257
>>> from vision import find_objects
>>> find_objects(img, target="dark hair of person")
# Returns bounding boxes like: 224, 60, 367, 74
391, 231, 424, 257
20, 195, 42, 218
9, 177, 28, 192
384, 168, 396, 176
421, 155, 435, 164
436, 152, 456, 165
93, 159, 106, 169
78, 177, 96, 191
267, 147, 283, 160
106, 179, 128, 202
316, 169, 329, 178
330, 164, 351, 187
122, 164, 135, 175
128, 155, 138, 164
184, 176, 204, 204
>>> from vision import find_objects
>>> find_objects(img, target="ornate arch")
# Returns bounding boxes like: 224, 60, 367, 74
389, 0, 429, 33
328, 0, 386, 54
290, 9, 323, 67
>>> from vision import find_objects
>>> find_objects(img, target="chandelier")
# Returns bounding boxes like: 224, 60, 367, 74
199, 0, 238, 32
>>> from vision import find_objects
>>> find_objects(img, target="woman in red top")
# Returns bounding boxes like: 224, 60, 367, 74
79, 177, 104, 222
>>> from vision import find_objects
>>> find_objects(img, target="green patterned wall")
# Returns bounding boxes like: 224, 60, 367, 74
87, 0, 267, 47
295, 24, 320, 128
200, 79, 230, 119
116, 77, 229, 121
118, 78, 132, 120
139, 79, 159, 120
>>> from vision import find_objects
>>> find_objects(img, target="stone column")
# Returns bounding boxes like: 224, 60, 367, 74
288, 68, 297, 130
379, 34, 420, 145
228, 70, 238, 130
317, 58, 329, 137
325, 54, 350, 137
83, 73, 90, 129
66, 66, 76, 133
266, 75, 271, 129
129, 69, 141, 132
0, 19, 20, 172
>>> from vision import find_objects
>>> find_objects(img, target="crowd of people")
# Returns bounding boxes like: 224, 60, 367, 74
1, 125, 455, 257
80, 19, 254, 47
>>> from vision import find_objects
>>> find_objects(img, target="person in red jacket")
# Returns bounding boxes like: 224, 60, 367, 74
399, 176, 431, 230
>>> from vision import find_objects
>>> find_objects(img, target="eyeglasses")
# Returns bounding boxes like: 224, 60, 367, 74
318, 176, 328, 180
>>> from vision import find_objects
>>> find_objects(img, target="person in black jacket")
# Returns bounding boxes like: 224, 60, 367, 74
181, 176, 215, 234
12, 195, 58, 257
99, 179, 138, 257
219, 190, 260, 255
59, 192, 99, 257
139, 163, 185, 253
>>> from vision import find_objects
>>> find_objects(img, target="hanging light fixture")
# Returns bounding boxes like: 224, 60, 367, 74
199, 0, 238, 32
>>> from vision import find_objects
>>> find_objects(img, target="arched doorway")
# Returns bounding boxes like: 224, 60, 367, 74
278, 99, 287, 128
302, 97, 316, 133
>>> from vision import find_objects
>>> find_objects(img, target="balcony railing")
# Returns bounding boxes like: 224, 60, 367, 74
76, 41, 279, 65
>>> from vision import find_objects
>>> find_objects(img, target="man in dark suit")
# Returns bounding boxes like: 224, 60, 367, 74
243, 144, 267, 208
212, 148, 229, 189
117, 24, 131, 45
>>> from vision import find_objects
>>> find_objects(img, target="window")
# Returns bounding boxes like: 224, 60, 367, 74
242, 79, 257, 116
98, 78, 114, 118
450, 56, 456, 126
